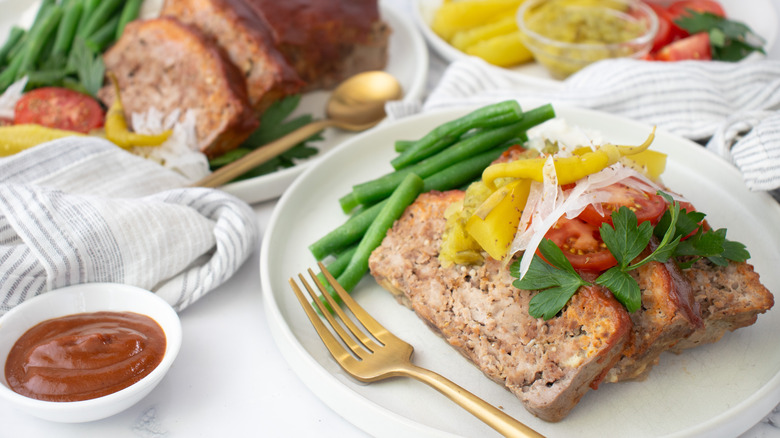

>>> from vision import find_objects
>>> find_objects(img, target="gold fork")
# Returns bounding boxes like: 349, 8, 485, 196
289, 263, 545, 438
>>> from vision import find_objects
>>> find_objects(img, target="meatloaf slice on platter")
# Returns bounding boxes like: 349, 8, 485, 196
160, 0, 303, 115
369, 190, 633, 423
99, 17, 258, 159
369, 189, 774, 421
244, 0, 391, 91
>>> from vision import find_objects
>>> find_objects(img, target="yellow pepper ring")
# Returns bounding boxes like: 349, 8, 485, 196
482, 127, 656, 189
105, 74, 172, 149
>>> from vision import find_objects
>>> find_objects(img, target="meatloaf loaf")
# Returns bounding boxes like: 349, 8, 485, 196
244, 0, 391, 91
368, 190, 633, 422
99, 17, 258, 159
160, 0, 303, 115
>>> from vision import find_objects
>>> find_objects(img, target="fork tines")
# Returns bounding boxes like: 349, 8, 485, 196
289, 263, 386, 362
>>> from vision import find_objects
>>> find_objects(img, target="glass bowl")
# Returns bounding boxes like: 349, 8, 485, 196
0, 283, 182, 423
517, 0, 658, 79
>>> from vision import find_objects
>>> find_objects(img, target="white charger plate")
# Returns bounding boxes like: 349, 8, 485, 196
260, 103, 780, 438
413, 0, 779, 87
0, 0, 429, 205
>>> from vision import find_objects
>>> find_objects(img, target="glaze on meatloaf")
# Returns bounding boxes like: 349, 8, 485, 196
368, 190, 632, 422
244, 0, 391, 91
160, 0, 303, 114
99, 17, 258, 159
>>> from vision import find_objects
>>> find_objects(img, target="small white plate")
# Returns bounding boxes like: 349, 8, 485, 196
261, 103, 780, 437
413, 0, 779, 86
0, 0, 429, 204
0, 283, 182, 423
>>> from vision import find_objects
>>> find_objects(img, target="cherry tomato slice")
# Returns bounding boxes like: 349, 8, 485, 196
544, 216, 617, 272
667, 0, 726, 19
578, 180, 668, 227
14, 87, 105, 134
655, 32, 712, 61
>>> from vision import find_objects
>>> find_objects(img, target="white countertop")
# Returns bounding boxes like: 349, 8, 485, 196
4, 1, 780, 437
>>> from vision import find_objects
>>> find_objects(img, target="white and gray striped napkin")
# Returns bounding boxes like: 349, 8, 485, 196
0, 137, 258, 315
387, 57, 780, 194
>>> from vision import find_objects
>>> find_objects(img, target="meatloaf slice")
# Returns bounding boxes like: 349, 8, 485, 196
672, 258, 774, 351
368, 190, 632, 422
604, 251, 703, 383
244, 0, 391, 91
99, 17, 258, 159
160, 0, 303, 114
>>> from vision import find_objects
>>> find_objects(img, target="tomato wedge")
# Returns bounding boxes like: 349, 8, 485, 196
656, 32, 712, 61
578, 180, 668, 227
544, 216, 617, 272
667, 0, 725, 19
14, 87, 105, 134
645, 2, 677, 52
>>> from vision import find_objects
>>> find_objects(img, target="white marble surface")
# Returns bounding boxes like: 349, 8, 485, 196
4, 1, 780, 437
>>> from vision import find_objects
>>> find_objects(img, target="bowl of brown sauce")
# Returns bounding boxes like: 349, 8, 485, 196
0, 283, 182, 422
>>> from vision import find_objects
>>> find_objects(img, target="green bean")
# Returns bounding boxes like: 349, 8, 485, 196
115, 0, 143, 40
390, 100, 523, 170
313, 244, 360, 314
394, 139, 415, 153
17, 5, 63, 80
0, 27, 25, 67
0, 53, 23, 91
315, 143, 517, 260
24, 68, 68, 88
336, 173, 424, 294
33, 0, 56, 26
75, 0, 100, 38
310, 199, 388, 260
52, 0, 83, 56
79, 0, 121, 39
86, 14, 120, 52
421, 145, 511, 192
349, 121, 527, 208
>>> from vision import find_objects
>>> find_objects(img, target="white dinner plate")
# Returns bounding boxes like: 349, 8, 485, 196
261, 103, 780, 438
413, 0, 779, 87
0, 0, 428, 205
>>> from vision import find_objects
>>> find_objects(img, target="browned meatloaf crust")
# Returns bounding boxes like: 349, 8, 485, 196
672, 257, 774, 351
244, 0, 391, 91
99, 17, 258, 159
160, 0, 303, 114
368, 190, 633, 422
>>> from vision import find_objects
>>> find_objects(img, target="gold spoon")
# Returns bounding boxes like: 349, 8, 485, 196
193, 71, 403, 188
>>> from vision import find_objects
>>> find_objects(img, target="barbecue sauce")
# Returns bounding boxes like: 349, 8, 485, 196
5, 311, 166, 402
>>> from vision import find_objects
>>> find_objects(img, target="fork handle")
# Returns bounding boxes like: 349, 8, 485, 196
403, 364, 544, 438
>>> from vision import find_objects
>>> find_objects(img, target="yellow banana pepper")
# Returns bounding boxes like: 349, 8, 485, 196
105, 75, 171, 149
482, 128, 656, 189
0, 124, 84, 156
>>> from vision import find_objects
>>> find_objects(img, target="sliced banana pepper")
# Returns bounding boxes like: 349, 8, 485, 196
105, 75, 172, 149
482, 128, 656, 189
0, 124, 84, 156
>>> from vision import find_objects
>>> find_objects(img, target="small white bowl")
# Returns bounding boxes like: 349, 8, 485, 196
0, 283, 182, 423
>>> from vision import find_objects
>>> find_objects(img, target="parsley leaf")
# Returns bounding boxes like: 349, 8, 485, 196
674, 11, 765, 61
509, 190, 751, 319
66, 38, 105, 98
595, 268, 641, 312
512, 239, 590, 320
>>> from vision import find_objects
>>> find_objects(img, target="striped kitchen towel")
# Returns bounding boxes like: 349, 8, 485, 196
387, 57, 780, 192
0, 137, 258, 315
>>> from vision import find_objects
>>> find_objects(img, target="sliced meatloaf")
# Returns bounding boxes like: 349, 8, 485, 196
160, 0, 303, 114
99, 17, 258, 159
244, 0, 391, 91
672, 258, 774, 351
368, 190, 632, 422
604, 251, 703, 383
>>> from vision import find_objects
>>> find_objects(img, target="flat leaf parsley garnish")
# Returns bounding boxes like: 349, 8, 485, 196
674, 11, 766, 61
512, 192, 751, 320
